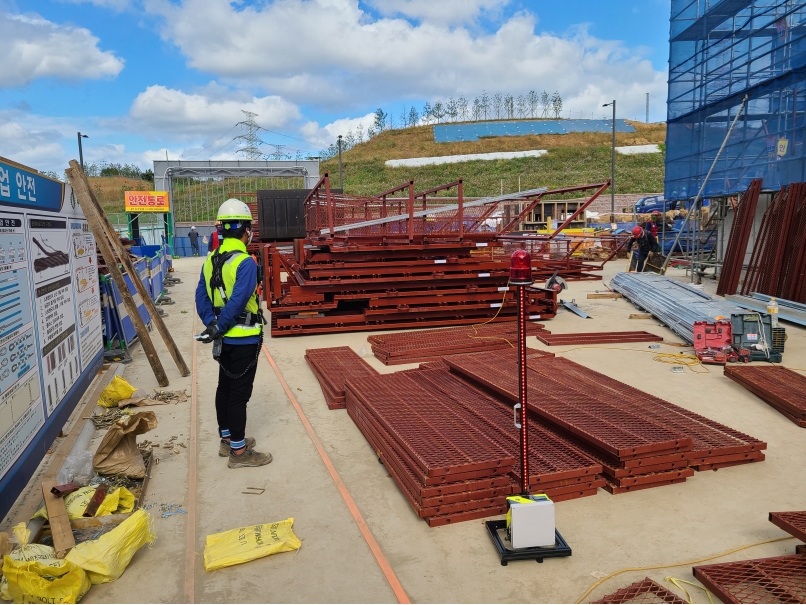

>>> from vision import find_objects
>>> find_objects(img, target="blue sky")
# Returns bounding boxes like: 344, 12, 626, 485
0, 0, 671, 173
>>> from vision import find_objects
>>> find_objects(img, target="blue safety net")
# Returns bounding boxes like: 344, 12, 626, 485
666, 0, 806, 201
433, 119, 636, 143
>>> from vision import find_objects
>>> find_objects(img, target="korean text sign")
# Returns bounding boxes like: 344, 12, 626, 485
124, 191, 169, 213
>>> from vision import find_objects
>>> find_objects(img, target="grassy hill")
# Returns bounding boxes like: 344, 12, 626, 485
323, 119, 666, 197
88, 176, 153, 214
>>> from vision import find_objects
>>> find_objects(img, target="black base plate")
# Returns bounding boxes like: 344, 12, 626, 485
485, 520, 572, 566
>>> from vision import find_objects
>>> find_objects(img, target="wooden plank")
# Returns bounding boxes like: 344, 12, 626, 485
587, 293, 623, 299
630, 313, 653, 319
66, 165, 170, 387
41, 482, 75, 557
67, 161, 190, 378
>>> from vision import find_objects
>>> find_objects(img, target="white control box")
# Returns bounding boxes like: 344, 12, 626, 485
507, 495, 555, 549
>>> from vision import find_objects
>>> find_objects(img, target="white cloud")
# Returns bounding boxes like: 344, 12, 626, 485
301, 113, 376, 148
0, 115, 67, 171
0, 12, 124, 88
366, 0, 508, 25
122, 85, 301, 141
144, 0, 666, 120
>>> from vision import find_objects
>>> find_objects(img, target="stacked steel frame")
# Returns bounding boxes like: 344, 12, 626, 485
535, 331, 662, 346
718, 180, 806, 301
368, 320, 549, 365
304, 347, 379, 409
445, 351, 766, 489
724, 366, 806, 427
716, 180, 762, 296
264, 176, 627, 336
693, 555, 806, 604
591, 577, 687, 604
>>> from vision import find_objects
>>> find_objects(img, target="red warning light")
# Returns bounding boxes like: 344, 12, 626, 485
510, 249, 533, 285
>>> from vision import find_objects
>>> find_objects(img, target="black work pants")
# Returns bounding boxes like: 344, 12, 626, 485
214, 342, 259, 443
636, 251, 649, 272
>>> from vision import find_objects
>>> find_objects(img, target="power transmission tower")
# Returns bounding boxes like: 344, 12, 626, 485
235, 110, 267, 160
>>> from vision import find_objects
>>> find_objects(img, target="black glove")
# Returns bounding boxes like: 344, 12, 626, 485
199, 321, 220, 343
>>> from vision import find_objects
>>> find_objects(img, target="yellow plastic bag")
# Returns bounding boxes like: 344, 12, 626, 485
33, 486, 136, 521
65, 509, 155, 584
203, 518, 301, 571
0, 524, 61, 601
98, 376, 137, 408
2, 557, 91, 604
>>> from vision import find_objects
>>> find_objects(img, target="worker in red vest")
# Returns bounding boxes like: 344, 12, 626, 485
208, 221, 222, 254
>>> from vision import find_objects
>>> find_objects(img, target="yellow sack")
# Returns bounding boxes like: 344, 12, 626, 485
98, 376, 137, 408
2, 557, 91, 604
203, 518, 301, 571
33, 486, 136, 521
65, 509, 155, 585
0, 525, 61, 601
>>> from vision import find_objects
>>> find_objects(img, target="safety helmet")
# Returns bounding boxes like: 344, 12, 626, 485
651, 210, 661, 216
217, 198, 252, 222
632, 226, 644, 237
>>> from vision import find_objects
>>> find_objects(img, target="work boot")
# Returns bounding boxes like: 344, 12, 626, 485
219, 437, 255, 457
228, 449, 272, 468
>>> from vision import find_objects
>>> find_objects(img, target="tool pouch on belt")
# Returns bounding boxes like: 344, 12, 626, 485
212, 338, 223, 361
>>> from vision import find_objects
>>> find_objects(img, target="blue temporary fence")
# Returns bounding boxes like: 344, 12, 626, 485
433, 119, 636, 143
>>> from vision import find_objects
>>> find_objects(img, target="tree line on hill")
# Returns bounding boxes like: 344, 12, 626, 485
317, 90, 563, 160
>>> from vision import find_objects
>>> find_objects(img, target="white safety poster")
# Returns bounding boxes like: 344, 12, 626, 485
0, 157, 102, 483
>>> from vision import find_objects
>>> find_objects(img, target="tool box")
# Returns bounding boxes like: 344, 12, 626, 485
693, 320, 735, 365
730, 313, 784, 363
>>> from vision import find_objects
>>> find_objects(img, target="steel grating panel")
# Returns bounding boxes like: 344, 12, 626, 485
770, 512, 806, 544
693, 554, 806, 604
536, 331, 663, 346
527, 356, 766, 462
444, 350, 691, 460
725, 366, 806, 427
305, 346, 378, 401
345, 373, 514, 477
591, 577, 687, 604
603, 476, 688, 495
527, 357, 764, 462
611, 468, 694, 488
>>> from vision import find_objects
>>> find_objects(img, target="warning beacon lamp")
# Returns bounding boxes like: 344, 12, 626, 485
485, 247, 572, 565
509, 249, 533, 285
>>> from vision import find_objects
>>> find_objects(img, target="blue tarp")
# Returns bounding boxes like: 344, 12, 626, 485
433, 119, 636, 143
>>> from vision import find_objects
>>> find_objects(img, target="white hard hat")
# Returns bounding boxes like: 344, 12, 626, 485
191, 226, 196, 230
217, 198, 252, 222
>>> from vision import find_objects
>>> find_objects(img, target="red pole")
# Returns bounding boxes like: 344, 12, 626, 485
518, 283, 529, 495
510, 248, 532, 495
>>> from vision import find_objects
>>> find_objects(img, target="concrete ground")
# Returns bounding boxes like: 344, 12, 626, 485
8, 257, 806, 604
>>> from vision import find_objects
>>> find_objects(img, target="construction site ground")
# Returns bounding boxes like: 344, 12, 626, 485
5, 256, 805, 604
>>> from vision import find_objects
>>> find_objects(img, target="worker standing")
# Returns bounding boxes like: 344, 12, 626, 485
626, 225, 657, 273
188, 226, 200, 257
195, 199, 271, 468
208, 221, 222, 254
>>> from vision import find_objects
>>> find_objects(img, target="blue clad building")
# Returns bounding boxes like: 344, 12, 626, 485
666, 0, 806, 202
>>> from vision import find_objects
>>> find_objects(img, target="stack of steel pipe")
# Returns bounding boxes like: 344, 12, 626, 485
610, 272, 747, 343
344, 371, 516, 527
304, 346, 379, 409
368, 320, 549, 365
725, 365, 806, 427
535, 331, 662, 346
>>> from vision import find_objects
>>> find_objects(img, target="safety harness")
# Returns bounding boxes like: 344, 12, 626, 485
208, 248, 266, 379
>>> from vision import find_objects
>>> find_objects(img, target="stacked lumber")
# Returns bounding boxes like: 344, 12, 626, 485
725, 365, 806, 427
264, 241, 558, 336
368, 320, 549, 365
304, 347, 378, 409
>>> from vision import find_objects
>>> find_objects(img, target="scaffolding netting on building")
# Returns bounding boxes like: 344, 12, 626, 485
666, 0, 806, 201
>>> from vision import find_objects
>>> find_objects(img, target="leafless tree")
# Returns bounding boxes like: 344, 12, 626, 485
541, 91, 550, 118
528, 90, 539, 118
480, 91, 490, 120
446, 98, 458, 122
551, 92, 563, 118
504, 94, 514, 119
422, 102, 432, 124
516, 94, 527, 118
400, 106, 408, 128
493, 92, 503, 119
472, 97, 482, 121
432, 101, 445, 123
356, 123, 364, 143
458, 96, 468, 121
408, 106, 420, 127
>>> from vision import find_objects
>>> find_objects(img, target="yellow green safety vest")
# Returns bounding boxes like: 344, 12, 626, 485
202, 238, 261, 339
